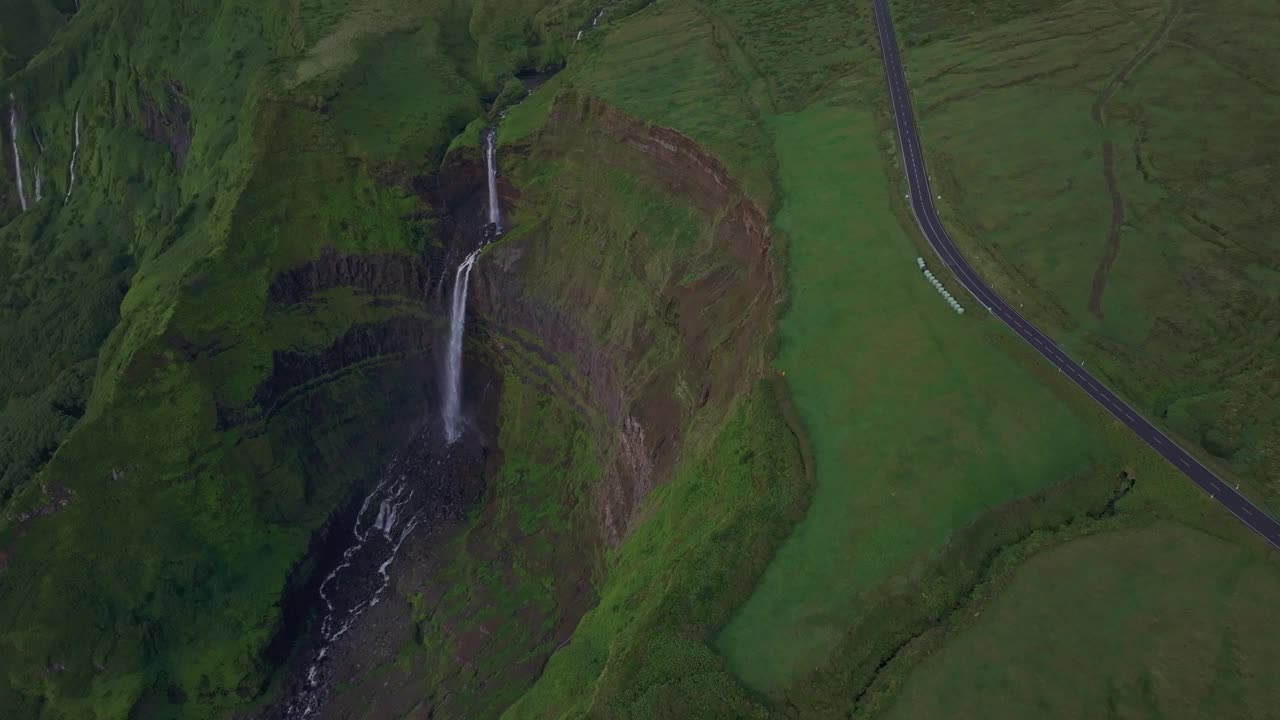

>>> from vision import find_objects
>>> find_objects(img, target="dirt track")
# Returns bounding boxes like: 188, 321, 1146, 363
1086, 0, 1183, 319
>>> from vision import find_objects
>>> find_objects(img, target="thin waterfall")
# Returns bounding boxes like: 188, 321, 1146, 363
484, 126, 501, 230
443, 248, 480, 444
65, 109, 80, 203
31, 127, 42, 203
8, 94, 28, 212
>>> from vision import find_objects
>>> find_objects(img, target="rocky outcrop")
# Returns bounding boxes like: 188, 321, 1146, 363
132, 83, 193, 168
3, 481, 74, 525
267, 249, 435, 305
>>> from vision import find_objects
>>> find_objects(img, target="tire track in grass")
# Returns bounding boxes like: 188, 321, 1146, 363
1087, 0, 1182, 320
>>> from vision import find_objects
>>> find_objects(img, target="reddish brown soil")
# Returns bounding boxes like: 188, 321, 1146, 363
474, 91, 780, 546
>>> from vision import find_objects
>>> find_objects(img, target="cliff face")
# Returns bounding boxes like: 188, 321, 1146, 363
267, 250, 435, 305
473, 91, 779, 545
303, 91, 784, 719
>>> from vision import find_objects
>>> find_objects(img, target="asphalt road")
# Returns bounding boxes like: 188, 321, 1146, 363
870, 0, 1280, 550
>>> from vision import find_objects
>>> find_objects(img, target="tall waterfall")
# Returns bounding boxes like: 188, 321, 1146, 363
484, 126, 501, 230
65, 109, 80, 203
442, 248, 481, 444
7, 94, 28, 212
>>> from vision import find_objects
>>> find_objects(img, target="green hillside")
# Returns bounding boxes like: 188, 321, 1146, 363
1, 0, 1278, 718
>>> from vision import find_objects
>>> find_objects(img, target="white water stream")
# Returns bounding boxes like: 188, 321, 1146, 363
31, 127, 43, 203
8, 94, 27, 212
484, 126, 501, 229
285, 465, 423, 719
65, 109, 80, 203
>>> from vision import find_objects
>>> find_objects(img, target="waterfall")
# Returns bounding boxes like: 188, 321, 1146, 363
484, 126, 501, 230
65, 109, 80, 203
442, 248, 481, 444
31, 127, 43, 203
8, 94, 28, 212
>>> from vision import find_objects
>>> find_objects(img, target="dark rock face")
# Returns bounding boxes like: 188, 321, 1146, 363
267, 250, 434, 306
132, 82, 193, 168
254, 315, 444, 418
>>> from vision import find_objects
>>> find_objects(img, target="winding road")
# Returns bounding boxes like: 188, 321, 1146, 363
870, 0, 1280, 550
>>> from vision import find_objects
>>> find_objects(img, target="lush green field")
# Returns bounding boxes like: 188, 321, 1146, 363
715, 97, 1108, 694
886, 522, 1280, 719
896, 0, 1280, 508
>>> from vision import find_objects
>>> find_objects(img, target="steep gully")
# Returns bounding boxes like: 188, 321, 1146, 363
272, 126, 503, 720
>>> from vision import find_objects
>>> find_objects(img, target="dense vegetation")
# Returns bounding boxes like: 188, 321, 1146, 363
2, 0, 1279, 718
0, 0, 588, 715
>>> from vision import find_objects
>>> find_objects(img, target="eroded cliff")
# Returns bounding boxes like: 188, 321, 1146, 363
310, 90, 789, 719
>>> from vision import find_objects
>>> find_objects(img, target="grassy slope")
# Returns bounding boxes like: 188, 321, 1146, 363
887, 523, 1280, 719
894, 0, 1280, 507
505, 382, 805, 719
0, 0, 67, 78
